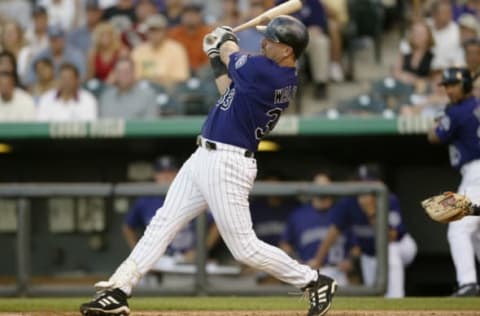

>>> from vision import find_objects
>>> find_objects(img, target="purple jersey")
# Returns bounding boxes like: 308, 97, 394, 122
329, 194, 407, 256
281, 203, 353, 264
201, 52, 297, 152
435, 96, 480, 170
250, 197, 299, 246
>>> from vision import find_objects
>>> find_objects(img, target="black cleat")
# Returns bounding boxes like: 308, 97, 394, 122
80, 288, 130, 316
452, 283, 480, 297
303, 273, 337, 316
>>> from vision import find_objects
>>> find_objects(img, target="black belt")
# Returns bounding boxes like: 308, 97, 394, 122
196, 136, 254, 158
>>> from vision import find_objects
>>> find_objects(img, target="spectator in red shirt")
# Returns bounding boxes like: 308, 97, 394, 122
87, 22, 129, 82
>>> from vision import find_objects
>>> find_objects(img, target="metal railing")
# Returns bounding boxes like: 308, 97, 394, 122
0, 181, 388, 297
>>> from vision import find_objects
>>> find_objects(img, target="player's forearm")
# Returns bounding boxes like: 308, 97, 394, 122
313, 226, 341, 267
220, 41, 240, 66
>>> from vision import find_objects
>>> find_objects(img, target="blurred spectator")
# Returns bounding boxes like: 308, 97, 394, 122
29, 58, 56, 102
457, 13, 479, 43
393, 20, 434, 92
323, 0, 346, 82
37, 63, 97, 121
0, 51, 20, 87
0, 0, 31, 29
215, 0, 241, 27
452, 0, 480, 20
122, 0, 159, 48
0, 20, 26, 60
464, 38, 480, 75
37, 0, 80, 32
88, 22, 128, 82
24, 6, 49, 55
278, 0, 331, 98
68, 0, 104, 52
309, 164, 418, 298
123, 156, 220, 264
26, 25, 86, 85
19, 6, 50, 83
0, 71, 35, 121
161, 0, 184, 26
168, 3, 212, 73
427, 0, 465, 69
132, 14, 189, 88
99, 57, 159, 119
103, 0, 137, 24
279, 171, 352, 286
237, 0, 266, 53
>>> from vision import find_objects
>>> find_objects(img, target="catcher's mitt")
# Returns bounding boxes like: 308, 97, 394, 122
421, 192, 474, 223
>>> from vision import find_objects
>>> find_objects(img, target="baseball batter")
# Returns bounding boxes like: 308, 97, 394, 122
427, 67, 480, 296
80, 16, 337, 316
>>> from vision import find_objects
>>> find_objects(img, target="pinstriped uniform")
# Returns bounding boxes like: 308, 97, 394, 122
115, 52, 320, 295
126, 141, 317, 293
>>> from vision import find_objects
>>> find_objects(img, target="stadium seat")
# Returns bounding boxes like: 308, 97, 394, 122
337, 94, 386, 116
137, 80, 180, 116
171, 78, 220, 115
371, 77, 414, 112
83, 78, 106, 98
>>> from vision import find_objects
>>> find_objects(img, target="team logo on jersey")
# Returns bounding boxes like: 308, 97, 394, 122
235, 55, 248, 69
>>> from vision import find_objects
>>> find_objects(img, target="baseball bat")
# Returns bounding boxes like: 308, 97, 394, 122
232, 0, 304, 33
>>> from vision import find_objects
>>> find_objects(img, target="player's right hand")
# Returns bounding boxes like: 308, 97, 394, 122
203, 32, 221, 58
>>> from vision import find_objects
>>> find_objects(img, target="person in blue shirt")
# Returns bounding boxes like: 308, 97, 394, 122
309, 164, 417, 298
428, 67, 480, 296
81, 16, 337, 316
280, 171, 355, 286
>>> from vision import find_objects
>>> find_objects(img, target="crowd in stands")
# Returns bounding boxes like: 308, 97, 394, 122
337, 0, 480, 117
0, 0, 479, 121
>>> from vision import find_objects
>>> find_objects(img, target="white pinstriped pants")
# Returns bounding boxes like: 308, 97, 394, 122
125, 142, 317, 294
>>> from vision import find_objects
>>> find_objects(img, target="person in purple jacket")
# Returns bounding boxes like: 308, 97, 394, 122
428, 67, 480, 296
309, 164, 417, 298
280, 171, 356, 286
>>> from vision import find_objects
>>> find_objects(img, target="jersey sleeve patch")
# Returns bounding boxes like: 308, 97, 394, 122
235, 54, 248, 69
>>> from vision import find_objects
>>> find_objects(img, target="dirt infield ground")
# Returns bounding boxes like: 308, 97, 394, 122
2, 311, 480, 316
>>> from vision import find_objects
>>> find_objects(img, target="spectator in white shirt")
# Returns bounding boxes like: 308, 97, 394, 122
0, 71, 35, 121
37, 63, 97, 121
427, 0, 465, 70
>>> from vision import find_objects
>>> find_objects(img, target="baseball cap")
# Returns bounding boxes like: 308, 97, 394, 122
458, 13, 479, 34
48, 25, 65, 38
439, 67, 471, 86
145, 14, 167, 29
154, 155, 178, 172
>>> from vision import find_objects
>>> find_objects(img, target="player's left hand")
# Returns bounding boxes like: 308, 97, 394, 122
203, 32, 222, 58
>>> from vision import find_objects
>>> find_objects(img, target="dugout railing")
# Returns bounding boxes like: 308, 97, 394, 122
0, 181, 388, 297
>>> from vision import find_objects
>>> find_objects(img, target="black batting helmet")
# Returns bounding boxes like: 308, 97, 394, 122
439, 67, 473, 93
257, 15, 309, 59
